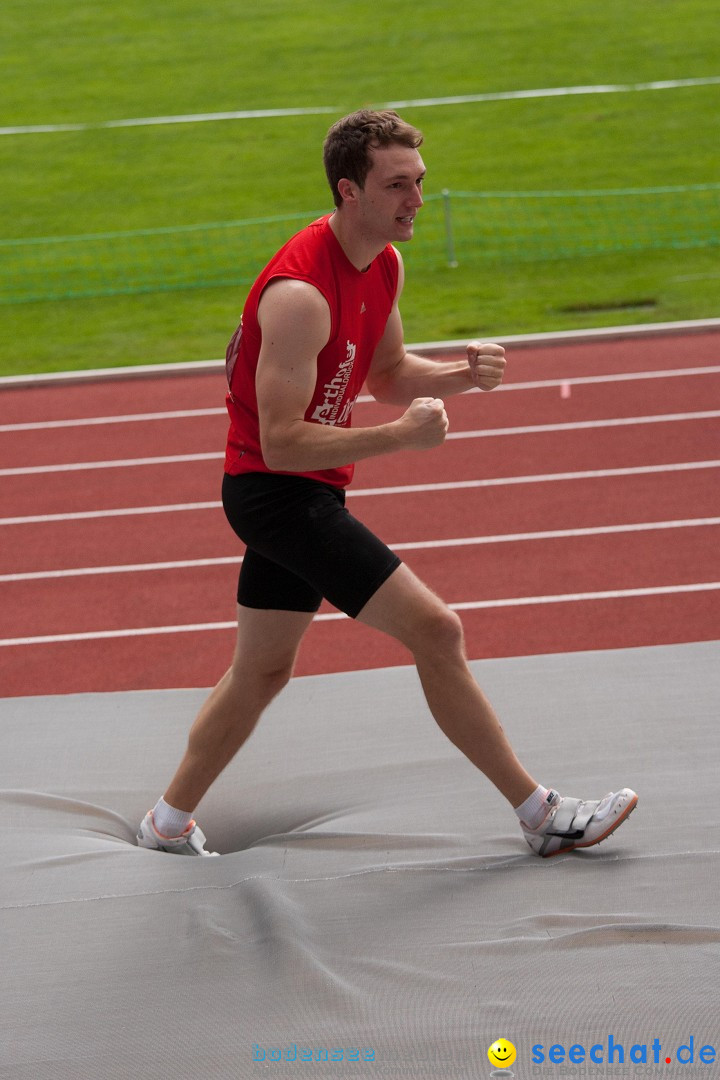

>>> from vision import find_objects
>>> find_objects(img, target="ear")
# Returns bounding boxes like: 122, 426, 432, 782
337, 177, 358, 205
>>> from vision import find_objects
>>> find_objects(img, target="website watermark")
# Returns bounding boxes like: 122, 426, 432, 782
531, 1037, 716, 1068
252, 1044, 374, 1064
248, 1036, 717, 1075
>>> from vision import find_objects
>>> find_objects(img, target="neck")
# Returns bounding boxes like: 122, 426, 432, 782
328, 210, 383, 272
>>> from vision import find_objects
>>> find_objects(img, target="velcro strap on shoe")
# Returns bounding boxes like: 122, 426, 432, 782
548, 798, 601, 839
185, 826, 206, 854
571, 799, 602, 833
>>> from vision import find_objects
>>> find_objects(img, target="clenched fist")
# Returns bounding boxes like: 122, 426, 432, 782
395, 397, 449, 450
468, 341, 506, 391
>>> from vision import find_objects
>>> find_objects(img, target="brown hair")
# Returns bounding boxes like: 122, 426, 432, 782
323, 109, 424, 208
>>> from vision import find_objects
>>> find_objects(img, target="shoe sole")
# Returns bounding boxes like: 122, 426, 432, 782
542, 792, 639, 858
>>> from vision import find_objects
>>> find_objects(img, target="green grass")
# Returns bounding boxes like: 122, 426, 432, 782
1, 0, 719, 375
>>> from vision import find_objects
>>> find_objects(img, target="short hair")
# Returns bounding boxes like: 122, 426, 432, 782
323, 109, 424, 208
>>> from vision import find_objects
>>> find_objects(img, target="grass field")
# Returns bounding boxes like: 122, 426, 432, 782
2, 0, 719, 375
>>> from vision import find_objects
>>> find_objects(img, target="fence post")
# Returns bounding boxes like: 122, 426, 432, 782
442, 189, 458, 268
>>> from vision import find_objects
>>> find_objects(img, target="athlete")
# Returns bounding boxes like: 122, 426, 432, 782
138, 109, 637, 858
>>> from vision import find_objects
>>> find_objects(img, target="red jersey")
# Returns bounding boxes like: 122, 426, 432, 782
224, 214, 399, 488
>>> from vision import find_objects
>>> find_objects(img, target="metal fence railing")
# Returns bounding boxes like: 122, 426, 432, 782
2, 184, 718, 305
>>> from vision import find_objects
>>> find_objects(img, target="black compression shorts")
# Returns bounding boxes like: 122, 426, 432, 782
222, 472, 402, 618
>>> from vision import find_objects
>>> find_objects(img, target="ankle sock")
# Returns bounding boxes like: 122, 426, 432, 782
514, 785, 553, 829
152, 797, 193, 838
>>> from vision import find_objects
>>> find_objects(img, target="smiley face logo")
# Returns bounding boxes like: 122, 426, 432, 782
488, 1039, 516, 1069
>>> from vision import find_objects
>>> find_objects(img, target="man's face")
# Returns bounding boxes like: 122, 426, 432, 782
353, 144, 426, 244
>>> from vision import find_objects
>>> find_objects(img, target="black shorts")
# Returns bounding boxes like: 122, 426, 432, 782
222, 472, 402, 618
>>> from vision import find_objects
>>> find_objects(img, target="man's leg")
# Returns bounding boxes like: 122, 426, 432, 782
162, 605, 315, 813
356, 563, 538, 808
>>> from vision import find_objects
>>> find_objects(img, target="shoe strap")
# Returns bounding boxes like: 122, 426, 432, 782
548, 798, 601, 838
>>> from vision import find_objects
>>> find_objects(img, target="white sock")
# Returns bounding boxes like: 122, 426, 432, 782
514, 785, 553, 829
152, 797, 193, 838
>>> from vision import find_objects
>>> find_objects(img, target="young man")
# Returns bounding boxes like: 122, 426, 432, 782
138, 110, 637, 858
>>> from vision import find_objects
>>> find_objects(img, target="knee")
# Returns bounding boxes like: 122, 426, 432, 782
408, 603, 465, 661
255, 659, 295, 700
263, 659, 295, 695
230, 654, 295, 703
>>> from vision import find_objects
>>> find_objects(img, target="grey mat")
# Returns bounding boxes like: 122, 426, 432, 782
2, 642, 719, 1080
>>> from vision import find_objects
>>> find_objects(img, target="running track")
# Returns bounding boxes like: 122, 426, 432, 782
1, 329, 719, 697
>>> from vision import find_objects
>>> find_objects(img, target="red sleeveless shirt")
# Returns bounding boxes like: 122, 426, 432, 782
224, 214, 399, 488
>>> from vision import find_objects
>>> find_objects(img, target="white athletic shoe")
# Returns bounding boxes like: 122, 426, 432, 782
137, 811, 219, 856
521, 788, 638, 857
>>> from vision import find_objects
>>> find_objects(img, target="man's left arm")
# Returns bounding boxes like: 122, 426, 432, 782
367, 253, 506, 405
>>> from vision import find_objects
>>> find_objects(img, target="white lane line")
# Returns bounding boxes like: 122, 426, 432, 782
2, 582, 718, 645
0, 556, 241, 582
394, 518, 720, 550
0, 501, 221, 526
317, 582, 720, 620
351, 459, 720, 496
2, 410, 718, 476
444, 410, 720, 441
490, 365, 720, 393
0, 452, 220, 477
0, 623, 240, 645
2, 460, 719, 525
2, 517, 718, 583
0, 408, 227, 433
2, 366, 719, 432
3, 77, 719, 135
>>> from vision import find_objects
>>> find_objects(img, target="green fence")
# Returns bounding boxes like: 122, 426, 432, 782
2, 185, 719, 305
433, 184, 720, 266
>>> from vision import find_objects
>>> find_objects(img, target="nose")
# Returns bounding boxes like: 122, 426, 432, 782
410, 184, 424, 208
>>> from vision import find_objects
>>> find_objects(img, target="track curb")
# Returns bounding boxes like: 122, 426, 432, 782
2, 317, 720, 389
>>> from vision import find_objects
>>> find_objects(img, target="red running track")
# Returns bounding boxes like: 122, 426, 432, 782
1, 330, 719, 696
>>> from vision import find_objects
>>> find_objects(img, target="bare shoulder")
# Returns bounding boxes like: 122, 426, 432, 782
258, 277, 330, 331
390, 245, 405, 268
256, 278, 331, 376
390, 246, 406, 298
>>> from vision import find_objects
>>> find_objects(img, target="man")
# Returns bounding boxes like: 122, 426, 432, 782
138, 109, 637, 858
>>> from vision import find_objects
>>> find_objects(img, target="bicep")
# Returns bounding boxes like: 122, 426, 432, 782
255, 279, 331, 429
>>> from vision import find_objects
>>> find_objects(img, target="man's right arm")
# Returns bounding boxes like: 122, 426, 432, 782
255, 279, 448, 473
